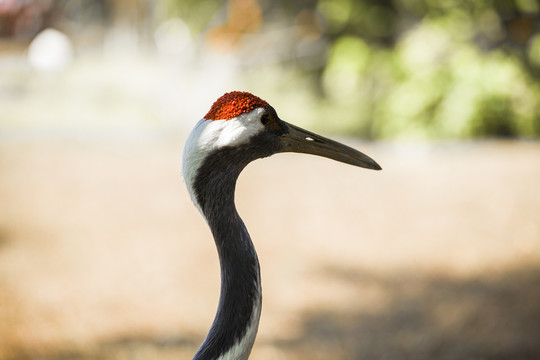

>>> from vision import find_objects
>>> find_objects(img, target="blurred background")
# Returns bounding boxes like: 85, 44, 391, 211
1, 0, 539, 359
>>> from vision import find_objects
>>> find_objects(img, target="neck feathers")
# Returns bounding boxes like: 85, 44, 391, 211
188, 147, 262, 360
194, 212, 262, 360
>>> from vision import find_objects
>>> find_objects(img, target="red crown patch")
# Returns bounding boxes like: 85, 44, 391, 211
205, 91, 268, 120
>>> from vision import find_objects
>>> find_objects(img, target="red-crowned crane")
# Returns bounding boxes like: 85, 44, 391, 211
182, 91, 381, 360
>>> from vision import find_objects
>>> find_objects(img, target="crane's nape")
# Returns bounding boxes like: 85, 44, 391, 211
182, 91, 381, 360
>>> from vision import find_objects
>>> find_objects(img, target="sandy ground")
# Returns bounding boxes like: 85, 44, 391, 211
0, 135, 539, 360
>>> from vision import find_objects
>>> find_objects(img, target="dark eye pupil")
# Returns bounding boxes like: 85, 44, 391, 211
261, 114, 270, 125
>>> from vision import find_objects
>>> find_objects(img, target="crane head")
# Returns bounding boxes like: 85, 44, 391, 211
182, 91, 381, 209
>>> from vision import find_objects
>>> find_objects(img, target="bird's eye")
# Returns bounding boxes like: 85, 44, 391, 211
261, 114, 270, 125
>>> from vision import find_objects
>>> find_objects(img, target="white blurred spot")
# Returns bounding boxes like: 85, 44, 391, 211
103, 25, 139, 56
154, 18, 192, 56
27, 28, 73, 71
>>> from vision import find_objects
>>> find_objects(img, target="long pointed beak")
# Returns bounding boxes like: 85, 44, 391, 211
278, 122, 382, 170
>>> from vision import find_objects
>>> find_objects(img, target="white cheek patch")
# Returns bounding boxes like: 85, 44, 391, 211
211, 108, 266, 148
181, 107, 266, 211
194, 107, 265, 153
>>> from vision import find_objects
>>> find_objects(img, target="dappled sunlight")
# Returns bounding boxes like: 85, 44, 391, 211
1, 139, 539, 359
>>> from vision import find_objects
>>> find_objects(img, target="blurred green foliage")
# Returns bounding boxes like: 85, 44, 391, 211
312, 0, 540, 139
270, 0, 540, 140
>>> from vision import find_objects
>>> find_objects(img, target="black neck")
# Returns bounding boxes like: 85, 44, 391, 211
192, 149, 262, 360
